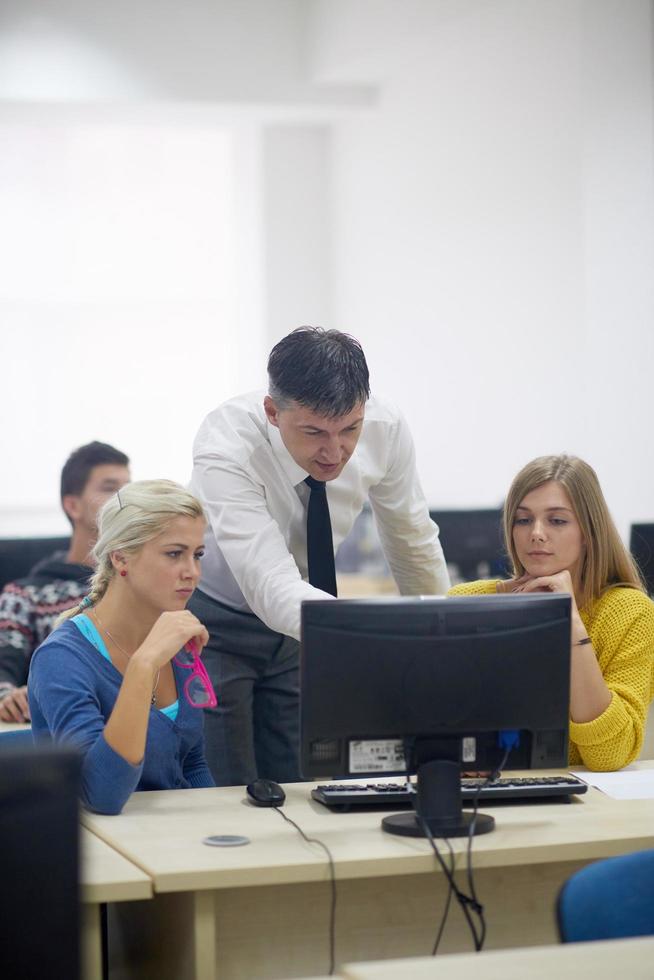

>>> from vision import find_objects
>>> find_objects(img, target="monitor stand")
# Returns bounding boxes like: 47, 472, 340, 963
381, 757, 495, 838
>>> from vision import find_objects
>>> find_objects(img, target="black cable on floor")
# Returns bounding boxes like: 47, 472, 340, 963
272, 805, 337, 976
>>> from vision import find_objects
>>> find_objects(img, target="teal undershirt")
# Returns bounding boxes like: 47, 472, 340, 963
72, 614, 179, 722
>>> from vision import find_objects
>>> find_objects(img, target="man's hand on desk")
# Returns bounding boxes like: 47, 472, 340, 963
0, 686, 30, 723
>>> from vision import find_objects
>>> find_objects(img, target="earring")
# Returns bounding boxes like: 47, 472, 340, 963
120, 569, 127, 577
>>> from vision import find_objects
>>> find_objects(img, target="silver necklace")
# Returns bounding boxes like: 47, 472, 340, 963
91, 609, 160, 707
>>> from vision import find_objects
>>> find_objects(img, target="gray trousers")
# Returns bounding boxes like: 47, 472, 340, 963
188, 589, 302, 787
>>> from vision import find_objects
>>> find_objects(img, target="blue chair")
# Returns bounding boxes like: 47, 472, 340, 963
557, 849, 654, 942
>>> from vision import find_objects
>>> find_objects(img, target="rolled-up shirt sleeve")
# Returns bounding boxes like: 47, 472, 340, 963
369, 412, 450, 596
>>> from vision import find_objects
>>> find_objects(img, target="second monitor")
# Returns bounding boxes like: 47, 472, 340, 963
429, 508, 505, 582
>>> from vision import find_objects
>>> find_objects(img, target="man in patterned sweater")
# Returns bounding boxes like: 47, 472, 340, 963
0, 441, 130, 722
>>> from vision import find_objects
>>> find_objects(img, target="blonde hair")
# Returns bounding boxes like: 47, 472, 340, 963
503, 455, 645, 610
56, 480, 205, 626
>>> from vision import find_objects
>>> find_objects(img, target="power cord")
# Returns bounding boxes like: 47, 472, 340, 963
462, 743, 513, 950
414, 804, 485, 953
272, 805, 337, 976
411, 742, 514, 955
429, 833, 456, 955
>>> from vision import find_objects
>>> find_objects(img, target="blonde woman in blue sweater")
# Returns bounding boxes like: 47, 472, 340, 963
29, 480, 216, 813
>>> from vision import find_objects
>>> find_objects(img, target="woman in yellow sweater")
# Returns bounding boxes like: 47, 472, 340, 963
449, 455, 654, 771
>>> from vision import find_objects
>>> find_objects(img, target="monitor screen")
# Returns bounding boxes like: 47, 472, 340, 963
428, 509, 505, 580
630, 524, 654, 597
301, 594, 571, 837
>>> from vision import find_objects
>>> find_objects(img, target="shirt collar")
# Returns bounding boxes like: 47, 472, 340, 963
267, 418, 309, 487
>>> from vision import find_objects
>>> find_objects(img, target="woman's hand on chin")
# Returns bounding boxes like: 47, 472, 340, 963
518, 569, 575, 597
506, 569, 584, 630
496, 573, 535, 594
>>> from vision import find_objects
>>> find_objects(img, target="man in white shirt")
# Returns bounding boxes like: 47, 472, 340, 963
189, 327, 450, 785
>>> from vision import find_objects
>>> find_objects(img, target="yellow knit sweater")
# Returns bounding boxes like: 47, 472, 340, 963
448, 580, 654, 771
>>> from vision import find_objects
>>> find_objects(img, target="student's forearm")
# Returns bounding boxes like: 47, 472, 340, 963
569, 617, 612, 723
104, 656, 159, 765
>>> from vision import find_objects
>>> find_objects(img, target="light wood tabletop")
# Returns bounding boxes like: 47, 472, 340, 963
339, 936, 654, 979
0, 720, 31, 734
80, 825, 152, 906
80, 826, 152, 980
81, 765, 654, 892
79, 765, 654, 979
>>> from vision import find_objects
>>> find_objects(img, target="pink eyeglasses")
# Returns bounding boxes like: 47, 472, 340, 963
174, 639, 217, 709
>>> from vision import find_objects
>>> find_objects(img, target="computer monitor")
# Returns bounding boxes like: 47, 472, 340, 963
0, 744, 82, 979
630, 524, 654, 597
300, 594, 571, 839
429, 509, 505, 581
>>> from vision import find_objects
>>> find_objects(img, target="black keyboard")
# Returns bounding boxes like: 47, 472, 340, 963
312, 775, 588, 809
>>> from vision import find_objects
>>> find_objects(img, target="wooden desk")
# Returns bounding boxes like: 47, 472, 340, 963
335, 573, 397, 597
81, 764, 654, 980
0, 720, 31, 734
80, 827, 152, 980
339, 936, 654, 979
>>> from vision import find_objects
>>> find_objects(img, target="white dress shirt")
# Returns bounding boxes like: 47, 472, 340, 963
190, 391, 450, 640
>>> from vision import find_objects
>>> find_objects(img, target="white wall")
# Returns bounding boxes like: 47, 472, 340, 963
0, 0, 652, 542
580, 0, 654, 529
0, 110, 267, 534
0, 0, 373, 105
305, 0, 654, 538
262, 126, 333, 346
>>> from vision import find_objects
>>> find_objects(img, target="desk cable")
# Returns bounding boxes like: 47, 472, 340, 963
411, 743, 513, 955
272, 805, 337, 976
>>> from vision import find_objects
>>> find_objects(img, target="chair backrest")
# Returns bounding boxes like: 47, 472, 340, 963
557, 848, 654, 942
0, 536, 71, 591
0, 744, 82, 980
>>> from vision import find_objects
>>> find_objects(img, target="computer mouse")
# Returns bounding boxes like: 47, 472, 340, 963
246, 778, 286, 807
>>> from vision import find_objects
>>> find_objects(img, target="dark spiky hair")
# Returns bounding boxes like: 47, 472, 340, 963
267, 327, 370, 418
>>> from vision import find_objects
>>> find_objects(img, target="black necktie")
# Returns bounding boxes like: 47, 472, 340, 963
304, 476, 338, 596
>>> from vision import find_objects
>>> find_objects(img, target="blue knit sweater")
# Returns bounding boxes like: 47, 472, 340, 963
28, 619, 215, 814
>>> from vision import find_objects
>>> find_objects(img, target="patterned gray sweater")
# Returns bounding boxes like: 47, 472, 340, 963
0, 553, 91, 696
